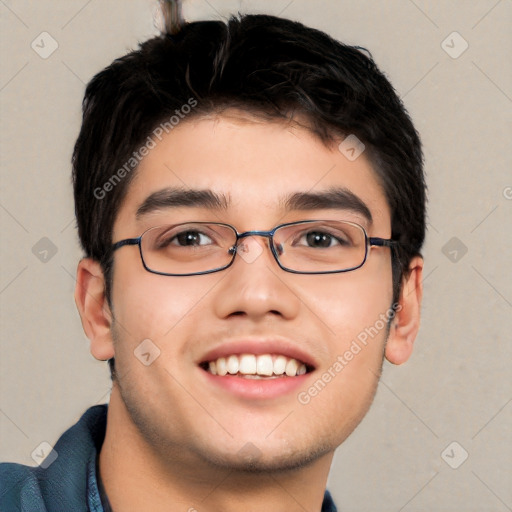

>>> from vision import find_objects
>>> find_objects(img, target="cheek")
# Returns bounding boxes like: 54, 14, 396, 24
294, 271, 392, 440
110, 262, 221, 348
300, 258, 393, 346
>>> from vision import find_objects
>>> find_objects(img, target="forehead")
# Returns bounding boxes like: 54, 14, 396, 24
114, 111, 391, 232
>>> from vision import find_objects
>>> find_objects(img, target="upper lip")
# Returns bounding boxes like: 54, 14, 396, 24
198, 337, 317, 370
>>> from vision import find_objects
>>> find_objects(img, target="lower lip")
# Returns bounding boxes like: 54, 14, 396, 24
200, 368, 311, 400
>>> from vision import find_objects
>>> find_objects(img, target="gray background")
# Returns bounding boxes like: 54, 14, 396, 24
1, 0, 511, 510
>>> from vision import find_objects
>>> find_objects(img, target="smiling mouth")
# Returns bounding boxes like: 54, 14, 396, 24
199, 353, 314, 379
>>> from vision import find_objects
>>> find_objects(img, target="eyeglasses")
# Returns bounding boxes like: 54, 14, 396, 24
111, 220, 399, 276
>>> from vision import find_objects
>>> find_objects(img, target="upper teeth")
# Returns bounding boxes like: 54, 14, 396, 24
207, 354, 307, 377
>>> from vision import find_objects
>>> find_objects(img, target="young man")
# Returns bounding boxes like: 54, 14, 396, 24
0, 2, 425, 510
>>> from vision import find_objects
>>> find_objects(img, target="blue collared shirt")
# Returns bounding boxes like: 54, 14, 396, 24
1, 405, 337, 511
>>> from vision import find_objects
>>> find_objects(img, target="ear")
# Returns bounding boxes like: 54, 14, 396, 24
74, 258, 115, 361
385, 256, 424, 365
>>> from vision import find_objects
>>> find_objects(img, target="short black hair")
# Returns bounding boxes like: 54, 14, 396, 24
72, 13, 426, 379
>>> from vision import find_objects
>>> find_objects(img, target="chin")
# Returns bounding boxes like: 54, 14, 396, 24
192, 436, 334, 475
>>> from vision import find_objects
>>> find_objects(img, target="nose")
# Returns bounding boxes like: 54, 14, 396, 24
212, 235, 301, 321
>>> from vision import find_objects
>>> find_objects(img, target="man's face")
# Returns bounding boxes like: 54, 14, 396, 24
108, 111, 395, 472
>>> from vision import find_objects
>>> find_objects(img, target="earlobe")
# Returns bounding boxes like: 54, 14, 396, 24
385, 256, 424, 365
74, 258, 115, 361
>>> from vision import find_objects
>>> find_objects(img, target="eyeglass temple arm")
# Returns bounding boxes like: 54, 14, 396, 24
369, 237, 399, 248
112, 238, 140, 252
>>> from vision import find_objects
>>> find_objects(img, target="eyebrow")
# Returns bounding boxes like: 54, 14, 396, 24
136, 186, 372, 224
136, 188, 229, 218
284, 188, 373, 224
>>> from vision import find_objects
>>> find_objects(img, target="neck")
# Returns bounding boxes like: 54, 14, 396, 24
99, 385, 333, 512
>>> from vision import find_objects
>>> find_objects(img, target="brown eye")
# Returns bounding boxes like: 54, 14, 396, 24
175, 231, 208, 246
306, 232, 334, 248
157, 230, 214, 249
298, 230, 350, 248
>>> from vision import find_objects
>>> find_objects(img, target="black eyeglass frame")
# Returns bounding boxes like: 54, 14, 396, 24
111, 220, 399, 276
